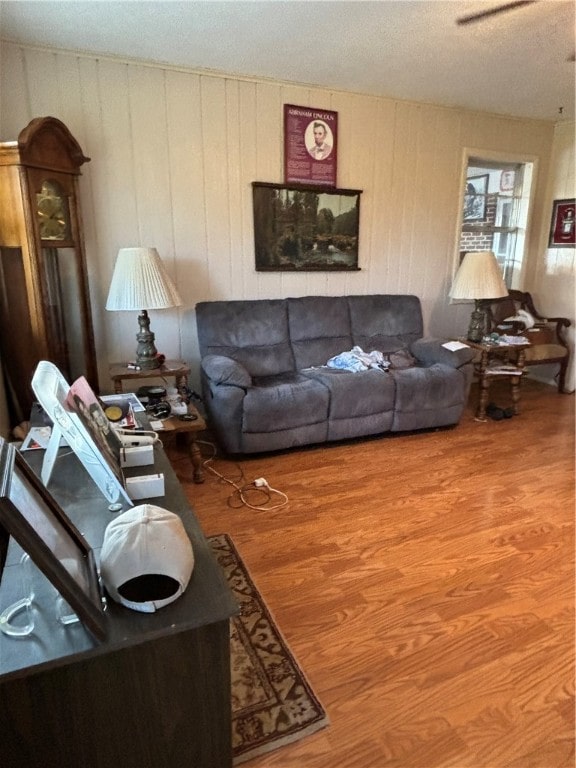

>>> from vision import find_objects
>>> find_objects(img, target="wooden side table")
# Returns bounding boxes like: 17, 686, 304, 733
109, 360, 190, 395
108, 361, 206, 483
462, 339, 529, 421
154, 404, 207, 484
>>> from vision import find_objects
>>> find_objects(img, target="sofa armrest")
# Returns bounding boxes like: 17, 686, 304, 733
201, 355, 252, 388
410, 338, 475, 369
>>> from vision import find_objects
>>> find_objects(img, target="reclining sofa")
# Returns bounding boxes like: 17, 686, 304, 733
195, 294, 475, 455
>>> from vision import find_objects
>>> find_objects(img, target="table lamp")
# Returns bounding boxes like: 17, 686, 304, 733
105, 247, 182, 369
449, 251, 508, 342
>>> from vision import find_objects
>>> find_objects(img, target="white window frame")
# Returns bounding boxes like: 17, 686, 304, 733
453, 148, 539, 290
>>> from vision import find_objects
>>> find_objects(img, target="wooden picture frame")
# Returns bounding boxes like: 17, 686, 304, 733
548, 198, 575, 247
0, 439, 106, 641
252, 182, 362, 271
463, 174, 489, 222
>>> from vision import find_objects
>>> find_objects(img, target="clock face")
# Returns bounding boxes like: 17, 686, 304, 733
36, 180, 70, 241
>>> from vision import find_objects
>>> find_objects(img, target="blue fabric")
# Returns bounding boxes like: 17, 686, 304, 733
327, 346, 389, 372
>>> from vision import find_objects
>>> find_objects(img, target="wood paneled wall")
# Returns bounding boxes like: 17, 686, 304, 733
0, 42, 563, 392
531, 120, 576, 390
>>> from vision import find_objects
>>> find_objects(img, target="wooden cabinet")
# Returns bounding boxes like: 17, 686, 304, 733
0, 117, 97, 426
0, 446, 238, 768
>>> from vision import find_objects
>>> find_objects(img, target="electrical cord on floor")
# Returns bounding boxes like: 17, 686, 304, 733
196, 439, 289, 512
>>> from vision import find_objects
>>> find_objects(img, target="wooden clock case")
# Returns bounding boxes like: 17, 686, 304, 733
0, 116, 98, 426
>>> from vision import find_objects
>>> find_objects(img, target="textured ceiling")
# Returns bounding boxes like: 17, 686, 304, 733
1, 0, 574, 122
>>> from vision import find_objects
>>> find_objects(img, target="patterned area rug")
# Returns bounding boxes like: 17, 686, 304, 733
208, 534, 329, 765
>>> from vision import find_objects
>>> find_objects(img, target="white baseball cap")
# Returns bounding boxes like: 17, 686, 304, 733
100, 504, 194, 613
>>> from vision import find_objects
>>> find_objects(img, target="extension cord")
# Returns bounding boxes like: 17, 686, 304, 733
194, 439, 289, 512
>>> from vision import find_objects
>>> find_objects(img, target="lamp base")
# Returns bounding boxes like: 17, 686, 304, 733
137, 357, 162, 370
135, 310, 161, 369
467, 302, 487, 343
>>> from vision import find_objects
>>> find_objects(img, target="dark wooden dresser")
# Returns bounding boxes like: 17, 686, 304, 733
0, 444, 238, 768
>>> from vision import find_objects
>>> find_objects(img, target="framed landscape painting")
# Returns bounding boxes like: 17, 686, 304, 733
252, 182, 362, 271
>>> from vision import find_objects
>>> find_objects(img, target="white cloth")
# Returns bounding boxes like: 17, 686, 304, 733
504, 308, 535, 329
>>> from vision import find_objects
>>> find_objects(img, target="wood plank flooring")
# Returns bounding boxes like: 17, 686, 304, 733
167, 379, 575, 768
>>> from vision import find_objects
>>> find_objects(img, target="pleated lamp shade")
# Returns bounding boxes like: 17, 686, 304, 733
450, 251, 507, 300
106, 247, 182, 311
105, 247, 182, 369
450, 251, 508, 343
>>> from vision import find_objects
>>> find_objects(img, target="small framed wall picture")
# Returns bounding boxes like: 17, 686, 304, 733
463, 174, 489, 221
548, 198, 575, 247
499, 169, 515, 192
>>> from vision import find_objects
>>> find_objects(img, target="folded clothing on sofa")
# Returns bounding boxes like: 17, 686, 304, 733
327, 346, 389, 372
326, 346, 416, 372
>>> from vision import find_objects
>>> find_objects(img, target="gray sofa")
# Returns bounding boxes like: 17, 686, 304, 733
195, 294, 475, 454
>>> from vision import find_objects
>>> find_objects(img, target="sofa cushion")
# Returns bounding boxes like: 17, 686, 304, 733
411, 338, 475, 368
195, 299, 295, 376
243, 373, 330, 433
303, 367, 395, 418
391, 364, 467, 430
348, 294, 423, 353
388, 348, 416, 369
288, 295, 353, 369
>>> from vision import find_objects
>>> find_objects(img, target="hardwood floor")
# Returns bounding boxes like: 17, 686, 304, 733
168, 379, 575, 768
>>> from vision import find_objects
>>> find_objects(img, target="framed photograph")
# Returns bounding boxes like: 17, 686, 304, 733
499, 169, 515, 192
463, 174, 489, 221
65, 376, 124, 474
252, 182, 362, 271
548, 198, 575, 247
284, 104, 338, 187
0, 438, 106, 641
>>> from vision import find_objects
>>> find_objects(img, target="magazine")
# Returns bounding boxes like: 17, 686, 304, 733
64, 377, 124, 485
100, 392, 146, 414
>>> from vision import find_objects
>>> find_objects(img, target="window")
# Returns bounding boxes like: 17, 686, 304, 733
459, 157, 534, 287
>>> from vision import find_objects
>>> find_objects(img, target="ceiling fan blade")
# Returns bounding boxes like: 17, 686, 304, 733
457, 0, 536, 26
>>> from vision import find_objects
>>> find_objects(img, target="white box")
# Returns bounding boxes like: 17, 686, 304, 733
120, 445, 154, 468
125, 473, 165, 500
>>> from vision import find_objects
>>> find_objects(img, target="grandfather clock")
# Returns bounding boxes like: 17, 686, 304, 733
0, 116, 97, 425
